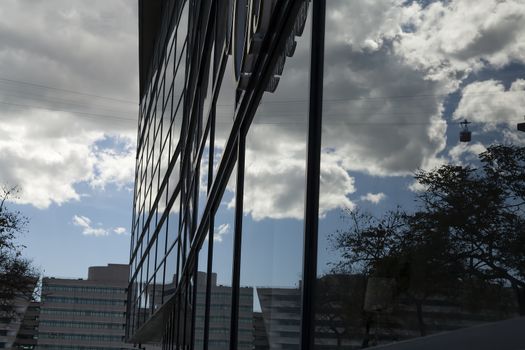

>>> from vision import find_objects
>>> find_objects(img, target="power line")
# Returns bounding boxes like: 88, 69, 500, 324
214, 117, 524, 126
243, 89, 525, 105
0, 77, 137, 104
0, 89, 137, 116
0, 100, 137, 123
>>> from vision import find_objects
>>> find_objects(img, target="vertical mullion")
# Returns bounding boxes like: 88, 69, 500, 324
229, 133, 245, 350
300, 0, 326, 348
203, 7, 217, 342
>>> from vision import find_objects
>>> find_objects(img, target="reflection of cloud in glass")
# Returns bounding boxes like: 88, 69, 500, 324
454, 79, 525, 133
360, 192, 386, 204
214, 223, 230, 243
228, 0, 525, 223
397, 0, 525, 85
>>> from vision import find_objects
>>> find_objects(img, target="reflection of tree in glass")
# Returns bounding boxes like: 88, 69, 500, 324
329, 144, 524, 346
330, 208, 463, 340
315, 274, 366, 348
414, 144, 525, 316
0, 186, 39, 322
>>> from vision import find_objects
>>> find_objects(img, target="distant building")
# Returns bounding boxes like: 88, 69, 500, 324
39, 264, 133, 350
0, 280, 38, 349
255, 275, 519, 349
193, 272, 253, 350
12, 301, 40, 350
256, 287, 302, 349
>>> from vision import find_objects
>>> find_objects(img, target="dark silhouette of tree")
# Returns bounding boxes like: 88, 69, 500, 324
414, 144, 525, 315
0, 186, 38, 321
330, 144, 525, 344
331, 209, 463, 337
315, 273, 367, 347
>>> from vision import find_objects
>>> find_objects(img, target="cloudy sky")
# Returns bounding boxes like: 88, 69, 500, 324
1, 0, 524, 282
0, 0, 138, 278
220, 0, 525, 286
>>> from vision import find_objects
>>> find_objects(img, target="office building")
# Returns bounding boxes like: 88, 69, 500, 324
12, 301, 40, 350
0, 297, 35, 350
39, 264, 133, 350
194, 272, 253, 349
0, 280, 38, 350
128, 0, 525, 349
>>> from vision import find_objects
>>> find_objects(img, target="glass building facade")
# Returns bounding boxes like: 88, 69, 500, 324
127, 0, 525, 349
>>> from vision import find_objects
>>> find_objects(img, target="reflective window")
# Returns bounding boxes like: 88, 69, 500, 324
193, 232, 209, 350
315, 1, 525, 348
236, 5, 312, 349
208, 167, 236, 350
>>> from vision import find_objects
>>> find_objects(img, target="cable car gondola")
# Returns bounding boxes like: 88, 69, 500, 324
459, 119, 471, 142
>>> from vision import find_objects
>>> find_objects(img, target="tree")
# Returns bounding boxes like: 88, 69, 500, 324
330, 144, 525, 343
315, 273, 367, 347
331, 209, 463, 337
414, 144, 525, 315
0, 186, 38, 321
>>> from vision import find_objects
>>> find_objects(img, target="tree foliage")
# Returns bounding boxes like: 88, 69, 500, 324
331, 144, 525, 338
414, 144, 525, 314
0, 186, 38, 320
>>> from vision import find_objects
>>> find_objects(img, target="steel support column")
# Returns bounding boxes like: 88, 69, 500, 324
300, 0, 326, 348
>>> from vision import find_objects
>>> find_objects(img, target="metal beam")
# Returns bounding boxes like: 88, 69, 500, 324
300, 0, 326, 348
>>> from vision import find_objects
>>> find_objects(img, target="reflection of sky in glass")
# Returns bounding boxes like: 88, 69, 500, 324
210, 0, 525, 292
316, 0, 525, 275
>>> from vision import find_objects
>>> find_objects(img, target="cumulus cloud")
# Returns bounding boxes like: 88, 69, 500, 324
395, 0, 525, 87
453, 79, 525, 132
235, 0, 525, 221
321, 0, 450, 178
72, 215, 108, 237
90, 141, 136, 189
360, 192, 387, 204
0, 0, 138, 209
72, 214, 128, 237
214, 223, 230, 243
5, 0, 521, 222
448, 142, 487, 165
113, 227, 127, 235
327, 0, 408, 52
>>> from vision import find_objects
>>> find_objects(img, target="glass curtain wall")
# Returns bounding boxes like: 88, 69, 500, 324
130, 0, 525, 349
128, 0, 188, 340
129, 0, 315, 347
315, 0, 525, 349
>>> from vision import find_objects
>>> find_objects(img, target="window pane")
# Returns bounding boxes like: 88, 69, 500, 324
164, 242, 179, 302
214, 58, 235, 178
315, 1, 525, 348
208, 166, 236, 350
193, 232, 209, 350
236, 5, 312, 349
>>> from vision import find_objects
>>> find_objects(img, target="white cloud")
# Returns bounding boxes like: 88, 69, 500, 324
448, 142, 487, 165
5, 0, 522, 220
214, 223, 230, 243
72, 214, 108, 237
321, 1, 450, 178
90, 141, 136, 189
453, 79, 525, 132
408, 180, 426, 193
395, 0, 525, 87
113, 227, 127, 235
327, 0, 408, 52
72, 214, 128, 237
0, 0, 138, 209
213, 0, 525, 222
360, 192, 386, 204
